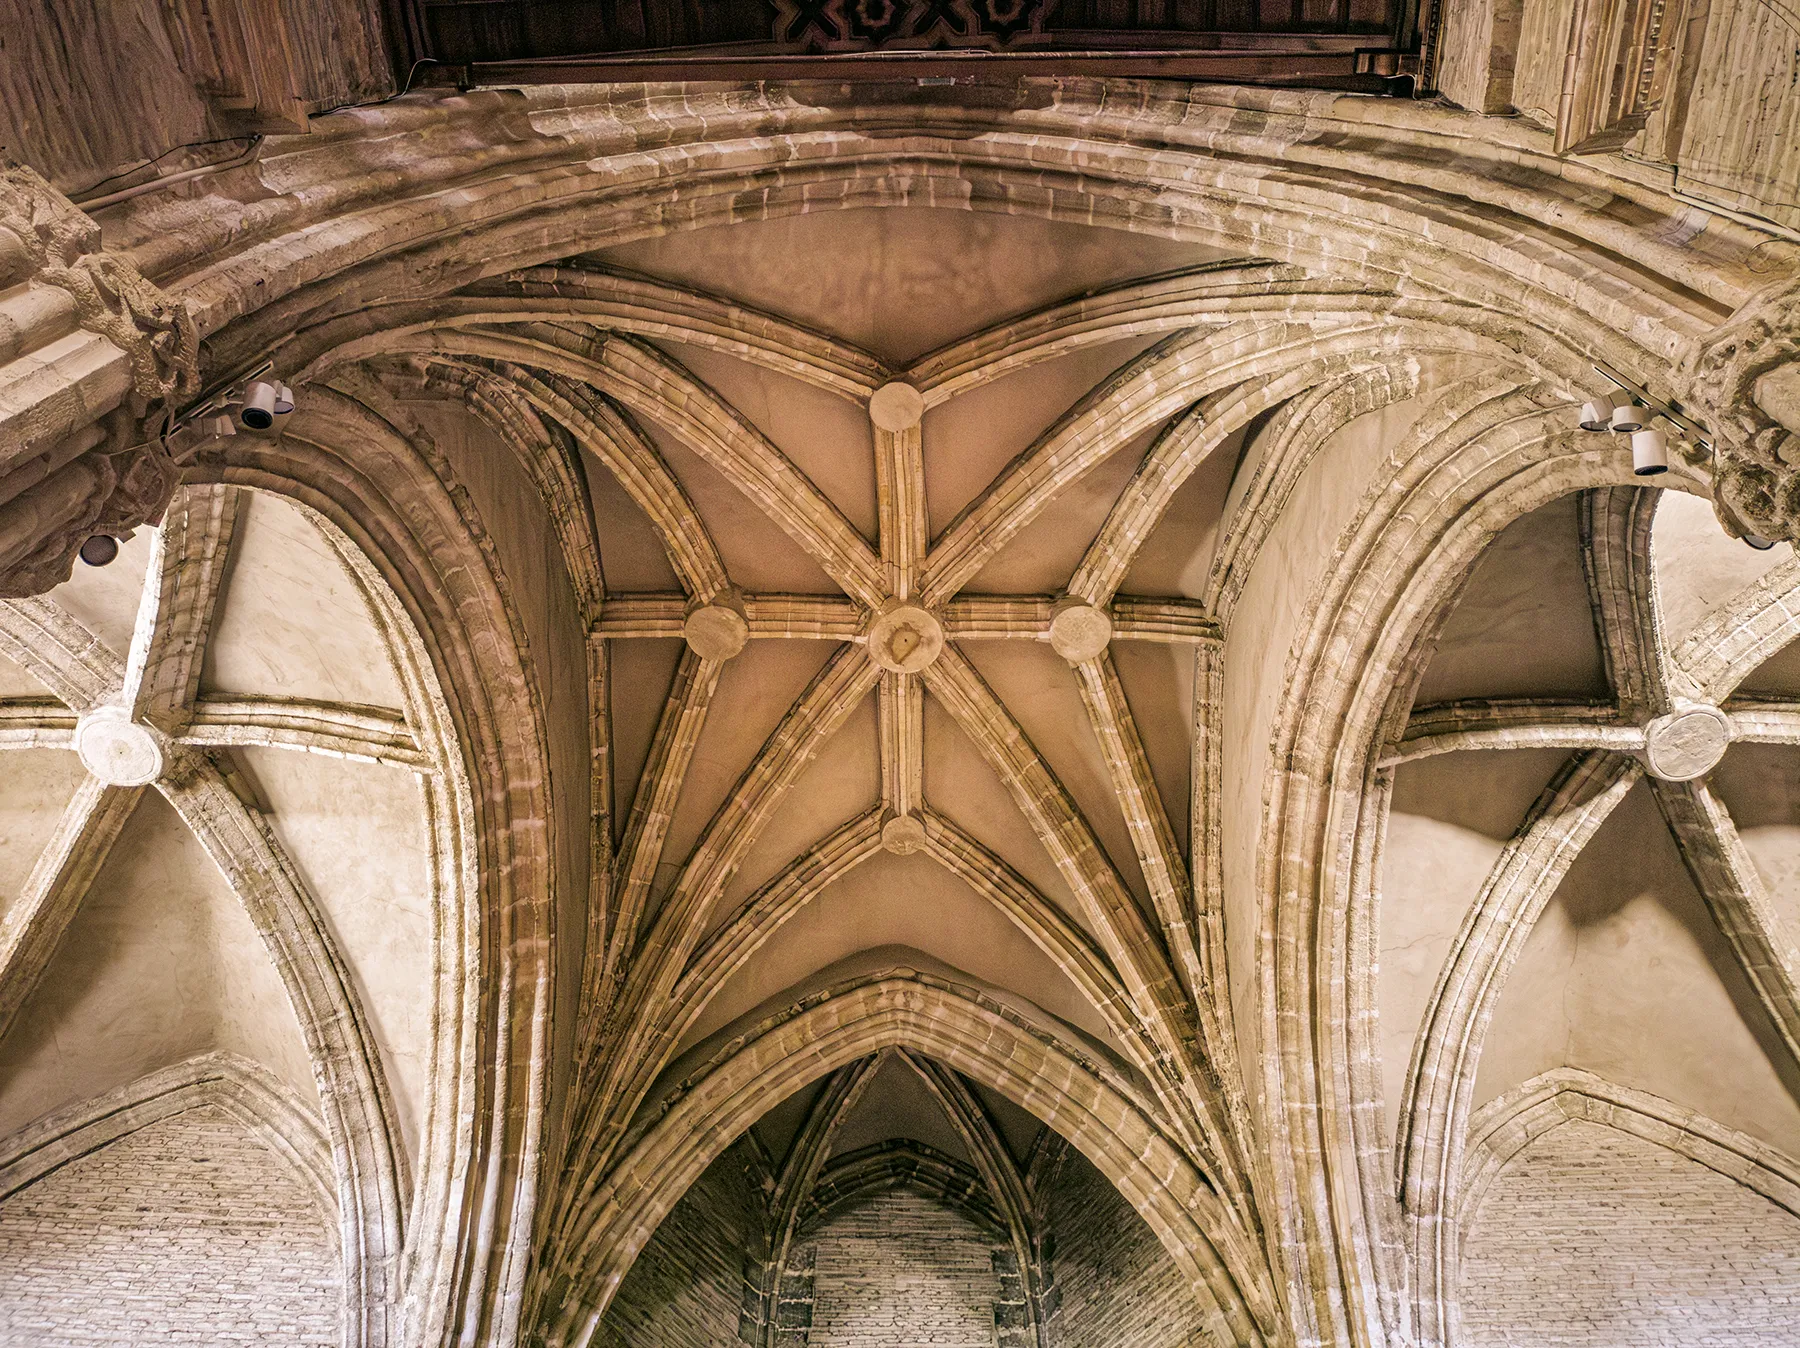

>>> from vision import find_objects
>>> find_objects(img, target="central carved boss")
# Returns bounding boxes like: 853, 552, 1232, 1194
865, 601, 944, 673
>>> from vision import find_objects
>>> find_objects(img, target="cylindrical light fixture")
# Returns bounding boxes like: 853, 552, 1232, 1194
274, 383, 294, 415
1744, 533, 1777, 551
78, 535, 119, 567
1611, 401, 1647, 432
1631, 428, 1669, 476
1579, 400, 1613, 432
240, 381, 279, 430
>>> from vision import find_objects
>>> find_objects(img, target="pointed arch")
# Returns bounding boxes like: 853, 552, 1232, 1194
544, 970, 1278, 1348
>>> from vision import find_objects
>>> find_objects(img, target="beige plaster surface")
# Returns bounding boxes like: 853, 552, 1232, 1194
203, 492, 405, 709
239, 746, 432, 1163
0, 750, 88, 925
0, 791, 318, 1139
1477, 782, 1800, 1156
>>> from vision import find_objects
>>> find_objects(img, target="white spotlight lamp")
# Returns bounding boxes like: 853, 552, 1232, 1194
274, 383, 295, 415
240, 380, 279, 430
1631, 427, 1669, 477
1579, 400, 1613, 432
1610, 401, 1647, 433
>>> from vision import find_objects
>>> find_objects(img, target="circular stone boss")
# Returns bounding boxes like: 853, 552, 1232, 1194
1643, 704, 1732, 781
75, 705, 164, 786
868, 381, 925, 432
683, 601, 750, 661
866, 602, 944, 674
1048, 600, 1113, 664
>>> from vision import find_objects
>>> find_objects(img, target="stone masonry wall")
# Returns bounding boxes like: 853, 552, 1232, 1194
1042, 1146, 1206, 1348
0, 1103, 340, 1345
596, 1142, 764, 1348
1460, 1119, 1800, 1346
800, 1188, 999, 1348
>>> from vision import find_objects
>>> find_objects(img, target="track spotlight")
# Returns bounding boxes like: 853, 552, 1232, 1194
78, 535, 119, 567
1579, 400, 1613, 432
1610, 402, 1647, 433
274, 383, 294, 415
240, 380, 279, 430
1631, 428, 1669, 476
1744, 534, 1777, 551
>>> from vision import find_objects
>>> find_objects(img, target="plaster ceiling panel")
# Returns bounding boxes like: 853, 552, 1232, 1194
1475, 781, 1800, 1157
922, 337, 1167, 542
232, 746, 433, 1167
964, 1077, 1046, 1166
1413, 493, 1610, 706
1121, 422, 1245, 600
1709, 743, 1800, 941
0, 652, 52, 698
1378, 748, 1574, 1140
957, 641, 1151, 912
642, 420, 839, 594
1651, 489, 1790, 646
0, 750, 90, 928
1735, 638, 1800, 699
608, 637, 685, 847
676, 850, 1118, 1059
594, 209, 1229, 368
651, 640, 845, 916
203, 491, 405, 710
1107, 641, 1195, 860
826, 1053, 973, 1163
922, 696, 1087, 936
665, 345, 877, 543
711, 693, 880, 931
42, 528, 153, 661
0, 790, 317, 1140
962, 422, 1159, 595
580, 445, 682, 592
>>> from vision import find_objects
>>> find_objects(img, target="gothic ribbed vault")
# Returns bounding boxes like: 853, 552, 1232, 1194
1, 9, 1800, 1345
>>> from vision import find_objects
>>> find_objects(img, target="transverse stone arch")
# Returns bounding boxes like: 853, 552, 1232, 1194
1251, 381, 1670, 1346
185, 385, 563, 1348
542, 969, 1278, 1348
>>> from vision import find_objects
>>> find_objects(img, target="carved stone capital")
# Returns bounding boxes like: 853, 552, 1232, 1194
1680, 276, 1800, 543
0, 166, 199, 404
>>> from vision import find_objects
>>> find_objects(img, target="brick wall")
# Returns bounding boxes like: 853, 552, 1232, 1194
597, 1142, 764, 1348
799, 1188, 1000, 1348
0, 1103, 340, 1345
1460, 1119, 1800, 1346
1041, 1146, 1206, 1348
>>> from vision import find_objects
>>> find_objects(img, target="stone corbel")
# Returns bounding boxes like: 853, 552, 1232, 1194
0, 165, 196, 595
1679, 276, 1800, 545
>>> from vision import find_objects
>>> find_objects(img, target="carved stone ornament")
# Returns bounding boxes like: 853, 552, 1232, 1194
0, 166, 199, 403
74, 705, 165, 786
865, 601, 944, 673
1680, 276, 1800, 544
